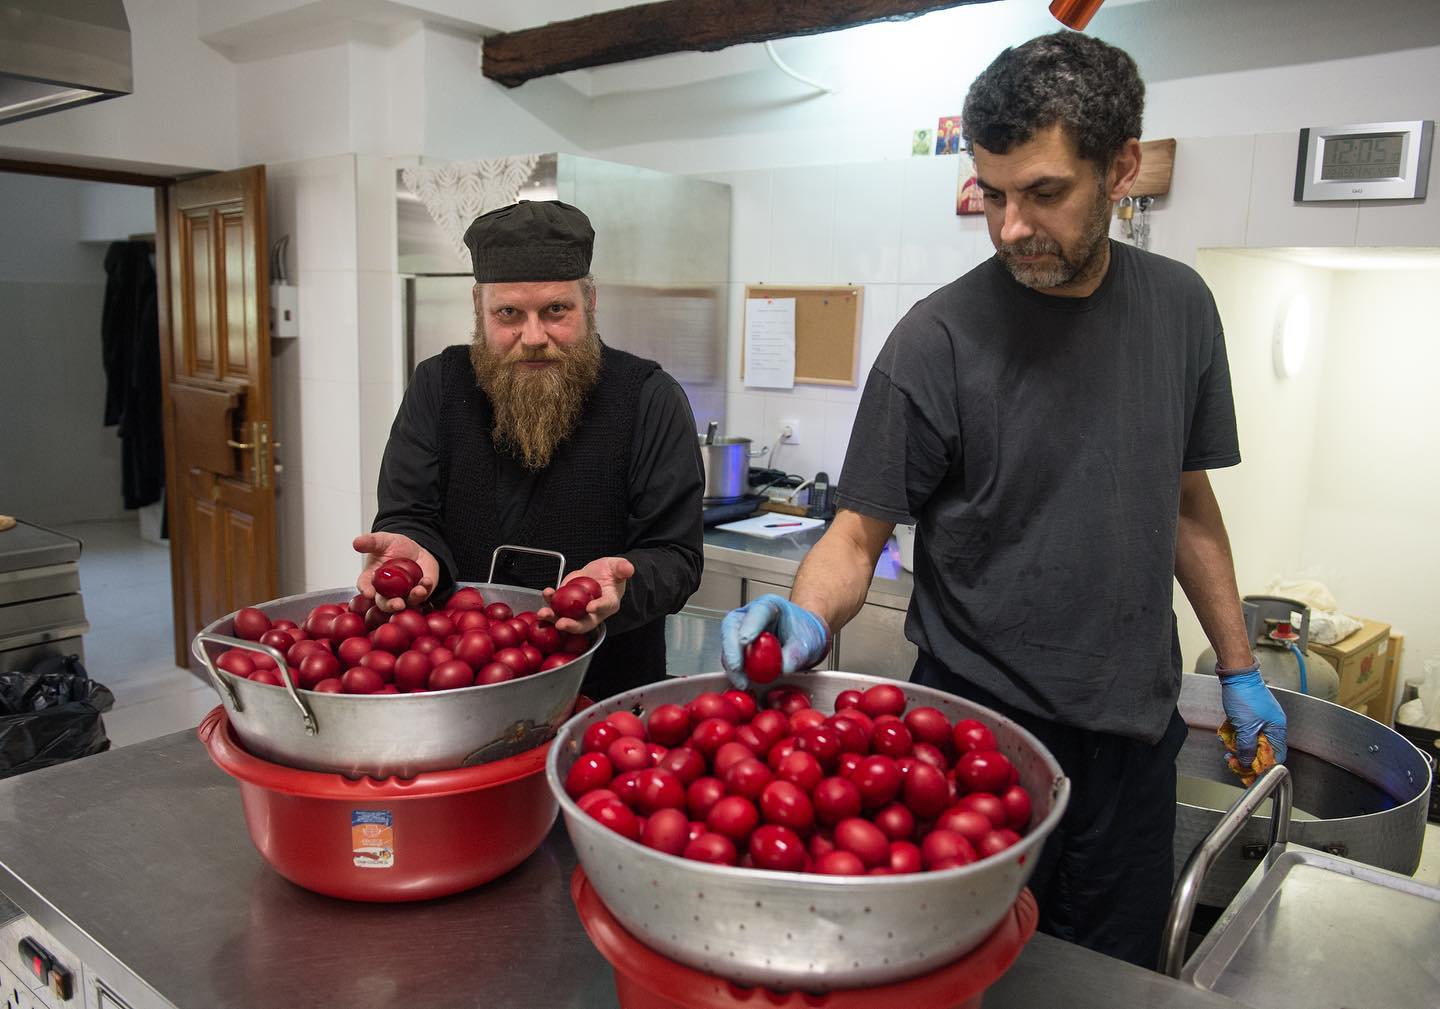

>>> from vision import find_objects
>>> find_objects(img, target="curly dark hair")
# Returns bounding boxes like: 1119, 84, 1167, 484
961, 31, 1144, 167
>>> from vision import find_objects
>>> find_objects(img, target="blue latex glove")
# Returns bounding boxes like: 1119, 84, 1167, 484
720, 594, 831, 690
1219, 661, 1289, 765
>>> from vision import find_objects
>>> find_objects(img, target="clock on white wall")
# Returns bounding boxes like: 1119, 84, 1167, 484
1294, 120, 1433, 202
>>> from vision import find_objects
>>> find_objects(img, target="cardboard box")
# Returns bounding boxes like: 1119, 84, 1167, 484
1371, 632, 1405, 726
1310, 618, 1391, 707
1342, 677, 1384, 719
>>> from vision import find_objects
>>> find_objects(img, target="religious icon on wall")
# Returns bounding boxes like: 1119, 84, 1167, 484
935, 115, 962, 156
912, 128, 934, 156
956, 152, 985, 215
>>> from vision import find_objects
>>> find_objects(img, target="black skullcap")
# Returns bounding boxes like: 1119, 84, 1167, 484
462, 199, 595, 283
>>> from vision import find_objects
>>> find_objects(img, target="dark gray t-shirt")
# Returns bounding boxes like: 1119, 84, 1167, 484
837, 241, 1239, 743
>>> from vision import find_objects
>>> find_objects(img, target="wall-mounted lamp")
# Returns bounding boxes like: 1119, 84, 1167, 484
1049, 0, 1106, 30
1273, 294, 1311, 379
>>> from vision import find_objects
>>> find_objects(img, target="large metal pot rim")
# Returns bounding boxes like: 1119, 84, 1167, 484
546, 670, 1071, 888
1177, 673, 1432, 818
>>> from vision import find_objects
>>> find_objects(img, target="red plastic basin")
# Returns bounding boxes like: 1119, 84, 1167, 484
571, 867, 1038, 1009
199, 706, 557, 902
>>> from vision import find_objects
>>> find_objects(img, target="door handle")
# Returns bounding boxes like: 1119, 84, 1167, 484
227, 421, 273, 489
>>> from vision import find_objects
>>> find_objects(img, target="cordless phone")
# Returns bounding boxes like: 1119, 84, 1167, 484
807, 471, 836, 520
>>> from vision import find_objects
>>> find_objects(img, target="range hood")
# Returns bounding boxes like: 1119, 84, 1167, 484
0, 0, 132, 126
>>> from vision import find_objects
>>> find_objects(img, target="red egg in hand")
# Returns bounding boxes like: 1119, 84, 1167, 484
743, 631, 784, 684
566, 575, 602, 600
372, 564, 416, 599
551, 584, 593, 621
390, 557, 424, 584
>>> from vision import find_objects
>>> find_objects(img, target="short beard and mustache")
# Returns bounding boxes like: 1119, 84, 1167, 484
996, 176, 1113, 293
469, 306, 603, 471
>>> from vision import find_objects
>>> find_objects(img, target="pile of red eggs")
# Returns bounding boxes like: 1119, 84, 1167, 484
212, 571, 602, 695
565, 682, 1035, 876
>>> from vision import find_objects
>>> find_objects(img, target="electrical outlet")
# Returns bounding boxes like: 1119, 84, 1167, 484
779, 419, 800, 444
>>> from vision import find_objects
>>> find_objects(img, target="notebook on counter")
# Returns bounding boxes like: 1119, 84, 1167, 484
712, 514, 826, 539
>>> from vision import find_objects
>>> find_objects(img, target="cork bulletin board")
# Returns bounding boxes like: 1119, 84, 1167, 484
742, 284, 864, 387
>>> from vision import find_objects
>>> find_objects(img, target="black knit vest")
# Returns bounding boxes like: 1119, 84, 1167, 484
436, 343, 666, 699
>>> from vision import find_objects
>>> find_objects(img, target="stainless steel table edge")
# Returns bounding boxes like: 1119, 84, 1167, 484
0, 731, 1243, 1009
1182, 842, 1440, 998
0, 858, 177, 1009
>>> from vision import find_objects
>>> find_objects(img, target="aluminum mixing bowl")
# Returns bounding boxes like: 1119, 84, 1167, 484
547, 671, 1069, 990
195, 581, 603, 778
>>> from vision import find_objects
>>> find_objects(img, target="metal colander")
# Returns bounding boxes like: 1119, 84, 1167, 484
546, 671, 1069, 990
194, 548, 603, 778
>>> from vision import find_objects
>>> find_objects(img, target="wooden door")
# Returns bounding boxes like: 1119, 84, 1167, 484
159, 167, 277, 666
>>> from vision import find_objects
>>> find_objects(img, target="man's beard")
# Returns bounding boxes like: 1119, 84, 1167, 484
996, 179, 1112, 293
469, 314, 603, 471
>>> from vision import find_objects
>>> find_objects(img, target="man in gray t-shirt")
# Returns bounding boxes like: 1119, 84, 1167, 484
842, 238, 1241, 744
721, 33, 1287, 968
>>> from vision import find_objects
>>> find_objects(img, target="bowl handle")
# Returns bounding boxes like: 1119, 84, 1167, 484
487, 545, 567, 588
1159, 763, 1292, 977
191, 631, 319, 737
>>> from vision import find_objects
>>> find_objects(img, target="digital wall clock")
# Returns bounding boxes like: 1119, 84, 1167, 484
1294, 120, 1433, 202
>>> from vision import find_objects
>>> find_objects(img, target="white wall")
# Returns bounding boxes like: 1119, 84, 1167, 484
0, 175, 152, 524
698, 156, 992, 481
1299, 269, 1440, 679
1188, 251, 1335, 668
417, 25, 590, 162
265, 154, 404, 596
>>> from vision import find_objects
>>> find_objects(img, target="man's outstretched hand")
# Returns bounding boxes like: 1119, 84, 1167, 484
354, 532, 439, 612
538, 556, 634, 634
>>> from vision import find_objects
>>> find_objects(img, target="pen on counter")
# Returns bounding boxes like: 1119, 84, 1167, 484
764, 522, 803, 528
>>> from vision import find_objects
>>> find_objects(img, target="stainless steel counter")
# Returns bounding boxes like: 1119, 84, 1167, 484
702, 526, 914, 610
0, 729, 1242, 1009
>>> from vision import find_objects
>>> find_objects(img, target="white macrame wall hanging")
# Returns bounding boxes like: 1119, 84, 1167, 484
401, 156, 541, 269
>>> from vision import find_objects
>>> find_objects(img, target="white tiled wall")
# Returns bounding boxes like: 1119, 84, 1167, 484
703, 156, 990, 481
267, 154, 403, 595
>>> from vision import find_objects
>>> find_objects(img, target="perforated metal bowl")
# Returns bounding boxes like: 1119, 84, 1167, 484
546, 671, 1069, 990
194, 549, 603, 778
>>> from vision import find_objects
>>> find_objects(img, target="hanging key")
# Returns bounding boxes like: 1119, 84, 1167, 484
1133, 195, 1154, 251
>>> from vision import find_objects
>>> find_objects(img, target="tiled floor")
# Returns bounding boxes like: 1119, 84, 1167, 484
55, 518, 220, 749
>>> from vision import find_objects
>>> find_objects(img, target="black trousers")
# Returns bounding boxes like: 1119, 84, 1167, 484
913, 652, 1187, 970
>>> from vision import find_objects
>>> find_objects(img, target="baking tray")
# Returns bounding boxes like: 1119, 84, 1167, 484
1182, 845, 1440, 1008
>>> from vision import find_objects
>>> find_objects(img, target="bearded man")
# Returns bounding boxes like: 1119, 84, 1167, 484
357, 200, 704, 699
718, 32, 1286, 968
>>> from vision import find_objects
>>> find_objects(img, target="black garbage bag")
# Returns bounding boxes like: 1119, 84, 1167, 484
0, 654, 115, 779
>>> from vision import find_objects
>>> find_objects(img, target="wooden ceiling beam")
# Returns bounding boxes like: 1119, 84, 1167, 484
482, 0, 1003, 88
